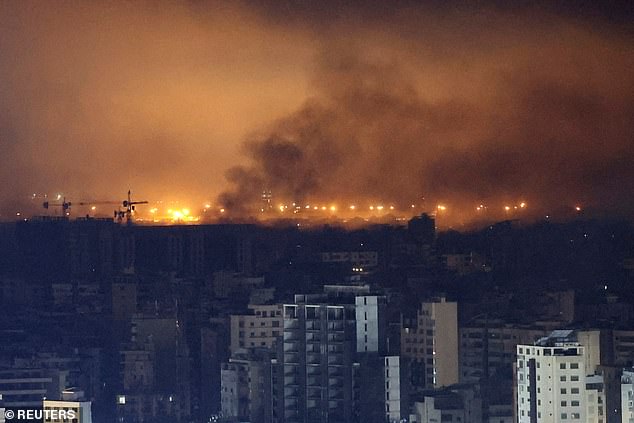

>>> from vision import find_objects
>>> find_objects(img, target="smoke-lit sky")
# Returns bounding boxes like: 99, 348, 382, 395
1, 1, 633, 220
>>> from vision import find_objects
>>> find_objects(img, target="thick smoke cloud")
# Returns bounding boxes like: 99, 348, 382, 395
1, 1, 633, 222
220, 9, 634, 220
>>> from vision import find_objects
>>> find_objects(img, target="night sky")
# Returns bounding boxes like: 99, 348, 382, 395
1, 1, 633, 222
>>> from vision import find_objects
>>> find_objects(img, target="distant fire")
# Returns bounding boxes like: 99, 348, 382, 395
12, 190, 594, 228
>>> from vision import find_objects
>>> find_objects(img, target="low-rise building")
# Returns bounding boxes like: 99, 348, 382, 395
220, 351, 273, 423
230, 304, 283, 354
43, 389, 92, 423
410, 384, 482, 423
0, 368, 59, 409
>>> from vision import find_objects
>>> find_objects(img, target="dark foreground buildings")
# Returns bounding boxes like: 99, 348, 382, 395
1, 215, 634, 422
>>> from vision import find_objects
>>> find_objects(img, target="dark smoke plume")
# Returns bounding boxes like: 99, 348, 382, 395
219, 16, 634, 220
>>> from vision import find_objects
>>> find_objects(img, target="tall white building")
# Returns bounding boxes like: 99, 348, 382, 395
384, 356, 403, 422
355, 295, 387, 354
622, 369, 634, 423
516, 330, 605, 423
354, 293, 406, 423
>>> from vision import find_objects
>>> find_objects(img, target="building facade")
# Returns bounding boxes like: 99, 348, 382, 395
516, 330, 606, 423
355, 295, 387, 354
230, 304, 283, 355
276, 296, 357, 423
402, 297, 459, 388
622, 369, 634, 423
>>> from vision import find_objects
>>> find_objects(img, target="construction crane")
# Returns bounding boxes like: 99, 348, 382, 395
114, 190, 148, 223
42, 197, 72, 216
62, 190, 148, 223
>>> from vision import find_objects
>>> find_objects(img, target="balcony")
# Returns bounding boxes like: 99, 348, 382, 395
307, 387, 322, 399
328, 377, 344, 388
327, 322, 344, 332
307, 353, 322, 365
328, 354, 344, 366
284, 353, 300, 364
307, 376, 321, 387
307, 364, 321, 376
284, 399, 298, 409
329, 399, 344, 409
284, 320, 299, 330
284, 376, 299, 386
284, 387, 299, 398
328, 367, 343, 377
306, 321, 321, 331
284, 341, 300, 353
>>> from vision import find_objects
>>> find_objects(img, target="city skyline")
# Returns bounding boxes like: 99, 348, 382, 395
2, 2, 634, 423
